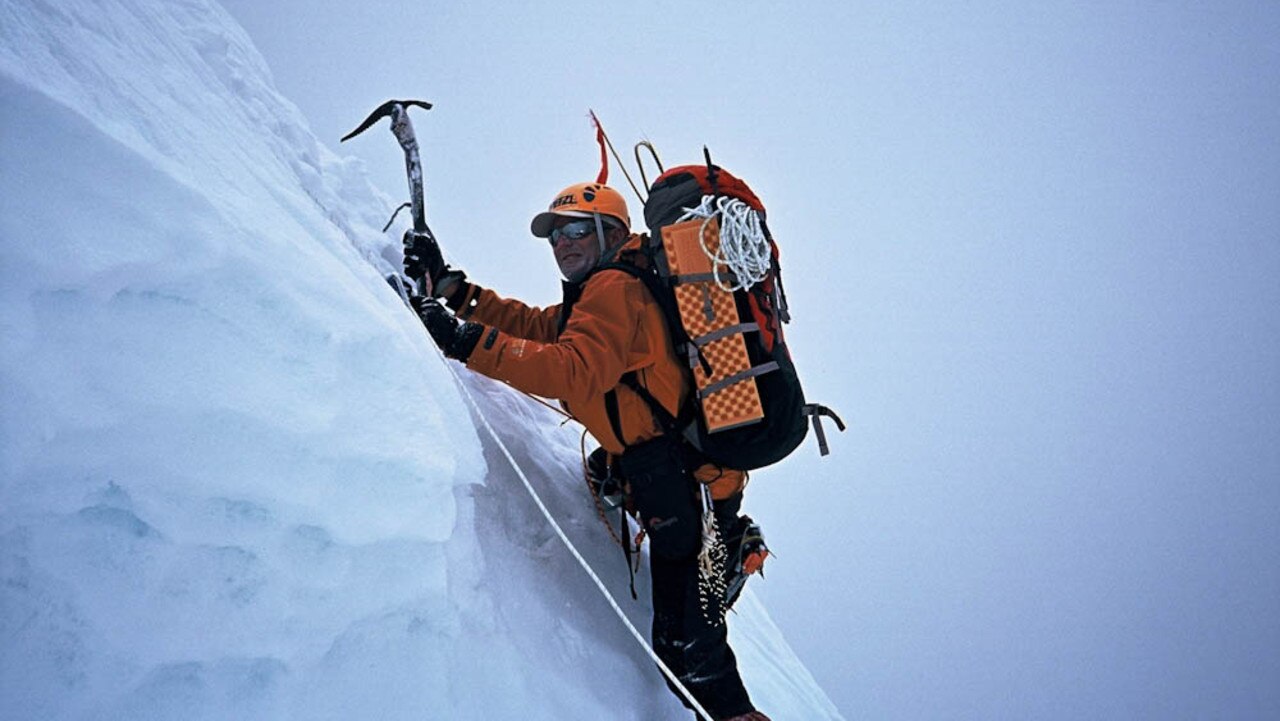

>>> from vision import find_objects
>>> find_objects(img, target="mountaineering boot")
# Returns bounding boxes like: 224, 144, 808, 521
722, 515, 768, 610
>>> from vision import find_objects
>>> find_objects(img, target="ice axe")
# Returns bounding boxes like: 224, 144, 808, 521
341, 99, 437, 297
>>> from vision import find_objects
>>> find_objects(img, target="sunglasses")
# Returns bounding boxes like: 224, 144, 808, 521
548, 219, 598, 246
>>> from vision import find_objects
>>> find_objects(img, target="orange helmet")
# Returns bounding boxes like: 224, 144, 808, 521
530, 182, 630, 237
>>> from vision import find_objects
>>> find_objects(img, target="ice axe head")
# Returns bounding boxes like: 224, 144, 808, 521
340, 99, 433, 142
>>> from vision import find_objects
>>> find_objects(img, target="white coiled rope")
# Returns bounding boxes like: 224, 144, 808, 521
678, 194, 772, 291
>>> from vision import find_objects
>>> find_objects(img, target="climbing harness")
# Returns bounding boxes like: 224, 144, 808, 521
582, 432, 626, 549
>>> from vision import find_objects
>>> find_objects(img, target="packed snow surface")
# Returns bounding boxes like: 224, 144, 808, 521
0, 0, 842, 718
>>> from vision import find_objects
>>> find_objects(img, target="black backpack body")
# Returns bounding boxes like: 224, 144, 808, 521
603, 163, 827, 471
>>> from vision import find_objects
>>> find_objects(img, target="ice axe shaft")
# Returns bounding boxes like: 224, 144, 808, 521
342, 99, 436, 295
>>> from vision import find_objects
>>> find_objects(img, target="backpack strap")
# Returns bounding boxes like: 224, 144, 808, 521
603, 388, 628, 450
698, 362, 780, 399
597, 260, 713, 376
802, 403, 846, 456
620, 503, 638, 600
592, 257, 721, 453
555, 279, 584, 338
619, 371, 680, 436
602, 368, 702, 455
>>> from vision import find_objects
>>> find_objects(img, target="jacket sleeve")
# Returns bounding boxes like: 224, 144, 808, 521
463, 271, 640, 409
447, 281, 562, 343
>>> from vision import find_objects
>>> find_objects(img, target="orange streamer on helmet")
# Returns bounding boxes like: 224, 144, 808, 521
590, 110, 608, 184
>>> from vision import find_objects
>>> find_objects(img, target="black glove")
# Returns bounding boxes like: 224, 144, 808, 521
587, 447, 623, 509
411, 296, 484, 362
403, 230, 466, 298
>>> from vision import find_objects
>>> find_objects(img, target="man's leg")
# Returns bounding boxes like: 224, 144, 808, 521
621, 438, 756, 718
650, 551, 756, 719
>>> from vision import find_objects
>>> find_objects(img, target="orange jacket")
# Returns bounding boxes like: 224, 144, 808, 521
449, 235, 746, 499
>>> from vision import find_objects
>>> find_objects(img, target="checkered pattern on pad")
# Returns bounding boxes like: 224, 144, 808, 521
660, 218, 765, 432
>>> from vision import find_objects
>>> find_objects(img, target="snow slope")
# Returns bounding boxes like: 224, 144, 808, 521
0, 1, 842, 719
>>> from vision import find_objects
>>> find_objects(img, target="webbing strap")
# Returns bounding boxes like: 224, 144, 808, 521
605, 372, 689, 452
603, 389, 627, 450
618, 371, 684, 438
802, 403, 847, 456
693, 322, 759, 348
698, 361, 780, 399
620, 504, 637, 600
672, 271, 740, 287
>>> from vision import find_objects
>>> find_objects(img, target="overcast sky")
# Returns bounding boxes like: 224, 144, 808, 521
218, 1, 1280, 717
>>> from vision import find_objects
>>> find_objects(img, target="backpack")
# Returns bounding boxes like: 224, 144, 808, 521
602, 162, 843, 470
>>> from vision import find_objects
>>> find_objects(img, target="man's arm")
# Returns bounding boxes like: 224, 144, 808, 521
462, 271, 639, 409
444, 281, 562, 343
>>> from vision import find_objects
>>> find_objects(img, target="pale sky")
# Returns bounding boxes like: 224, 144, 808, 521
219, 1, 1280, 717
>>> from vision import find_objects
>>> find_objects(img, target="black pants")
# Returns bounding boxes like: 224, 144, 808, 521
619, 437, 755, 719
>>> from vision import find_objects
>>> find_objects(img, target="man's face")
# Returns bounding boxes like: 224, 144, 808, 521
549, 217, 602, 282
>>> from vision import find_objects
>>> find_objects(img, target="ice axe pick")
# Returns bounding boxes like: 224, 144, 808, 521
342, 99, 437, 297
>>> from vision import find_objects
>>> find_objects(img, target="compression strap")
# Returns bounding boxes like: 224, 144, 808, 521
698, 362, 780, 399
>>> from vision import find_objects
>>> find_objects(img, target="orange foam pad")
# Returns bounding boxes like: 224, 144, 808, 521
660, 218, 764, 432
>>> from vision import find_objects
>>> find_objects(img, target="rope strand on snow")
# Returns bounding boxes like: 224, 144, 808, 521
522, 390, 577, 425
432, 353, 714, 721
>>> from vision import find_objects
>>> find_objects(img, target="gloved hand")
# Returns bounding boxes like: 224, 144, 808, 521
411, 296, 483, 362
403, 230, 466, 298
586, 447, 623, 509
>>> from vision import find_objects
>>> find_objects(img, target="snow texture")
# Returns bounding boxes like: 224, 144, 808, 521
0, 1, 842, 719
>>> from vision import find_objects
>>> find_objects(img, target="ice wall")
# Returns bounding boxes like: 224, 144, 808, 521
0, 1, 843, 718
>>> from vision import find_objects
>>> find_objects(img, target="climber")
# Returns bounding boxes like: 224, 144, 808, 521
404, 181, 770, 721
